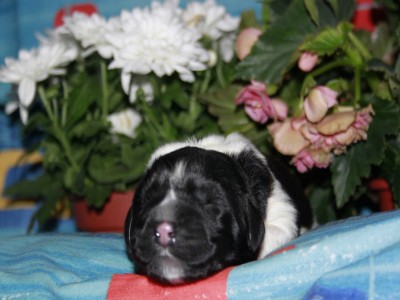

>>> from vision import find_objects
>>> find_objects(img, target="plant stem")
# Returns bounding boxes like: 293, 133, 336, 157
348, 31, 372, 61
139, 99, 165, 135
52, 98, 59, 125
38, 85, 79, 172
100, 59, 109, 119
216, 58, 226, 87
354, 66, 361, 105
53, 123, 80, 172
61, 79, 69, 127
38, 85, 55, 123
309, 58, 351, 78
200, 69, 212, 94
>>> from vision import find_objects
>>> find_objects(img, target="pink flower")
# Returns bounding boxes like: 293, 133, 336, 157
301, 105, 375, 154
298, 51, 318, 72
304, 86, 338, 123
235, 27, 262, 60
291, 147, 332, 173
270, 98, 288, 120
236, 81, 288, 124
268, 117, 310, 155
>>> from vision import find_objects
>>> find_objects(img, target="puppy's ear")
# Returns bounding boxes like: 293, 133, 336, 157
124, 207, 133, 257
245, 197, 265, 255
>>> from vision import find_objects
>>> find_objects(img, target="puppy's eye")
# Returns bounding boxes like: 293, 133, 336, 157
193, 188, 209, 204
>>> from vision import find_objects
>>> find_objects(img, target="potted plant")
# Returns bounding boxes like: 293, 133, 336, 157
206, 0, 399, 223
0, 0, 241, 231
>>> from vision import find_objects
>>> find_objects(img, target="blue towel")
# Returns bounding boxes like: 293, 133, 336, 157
227, 210, 400, 299
1, 211, 400, 299
0, 233, 132, 299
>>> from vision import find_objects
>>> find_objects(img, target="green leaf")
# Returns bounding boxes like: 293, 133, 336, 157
395, 53, 400, 79
65, 76, 98, 129
308, 186, 337, 224
367, 58, 394, 74
236, 0, 356, 83
4, 172, 65, 230
382, 140, 400, 203
305, 0, 320, 26
40, 140, 73, 172
4, 172, 47, 200
88, 151, 145, 184
161, 81, 189, 110
237, 0, 317, 83
63, 166, 85, 195
265, 0, 294, 22
326, 0, 339, 16
83, 184, 113, 208
301, 22, 353, 56
200, 85, 240, 110
173, 111, 198, 133
326, 0, 356, 23
239, 10, 260, 30
331, 98, 400, 208
69, 119, 109, 139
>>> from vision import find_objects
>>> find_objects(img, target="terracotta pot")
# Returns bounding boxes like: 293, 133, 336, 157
72, 191, 134, 233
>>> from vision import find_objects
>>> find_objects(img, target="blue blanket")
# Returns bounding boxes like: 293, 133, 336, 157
1, 210, 400, 299
0, 234, 132, 299
228, 210, 400, 299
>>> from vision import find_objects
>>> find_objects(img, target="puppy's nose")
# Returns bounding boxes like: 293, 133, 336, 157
155, 221, 176, 247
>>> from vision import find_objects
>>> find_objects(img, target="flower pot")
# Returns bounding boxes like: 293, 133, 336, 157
72, 191, 134, 233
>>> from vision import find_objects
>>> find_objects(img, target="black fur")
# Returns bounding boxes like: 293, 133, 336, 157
125, 146, 312, 284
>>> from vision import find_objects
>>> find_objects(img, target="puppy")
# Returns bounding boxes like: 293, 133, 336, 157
125, 133, 313, 284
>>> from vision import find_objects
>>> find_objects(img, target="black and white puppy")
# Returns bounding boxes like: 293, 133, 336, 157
125, 133, 313, 284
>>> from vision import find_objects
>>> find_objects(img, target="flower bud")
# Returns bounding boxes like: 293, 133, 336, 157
235, 28, 262, 60
298, 51, 318, 72
236, 81, 283, 124
108, 109, 142, 138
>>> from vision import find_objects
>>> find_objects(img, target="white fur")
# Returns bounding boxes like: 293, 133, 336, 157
159, 189, 177, 207
148, 133, 266, 167
257, 179, 298, 259
160, 254, 184, 283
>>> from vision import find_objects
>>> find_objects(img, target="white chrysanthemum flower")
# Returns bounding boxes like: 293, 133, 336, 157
0, 42, 77, 124
108, 108, 142, 138
37, 27, 80, 62
63, 12, 121, 59
107, 0, 209, 88
183, 0, 239, 62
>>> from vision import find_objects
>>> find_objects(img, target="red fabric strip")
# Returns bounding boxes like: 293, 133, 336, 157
107, 267, 233, 300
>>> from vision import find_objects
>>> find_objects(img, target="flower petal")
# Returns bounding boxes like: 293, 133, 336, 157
269, 119, 310, 155
121, 72, 131, 95
5, 101, 18, 115
298, 52, 318, 72
18, 78, 36, 107
316, 111, 356, 135
270, 98, 288, 120
19, 105, 29, 125
235, 27, 262, 60
304, 86, 338, 123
